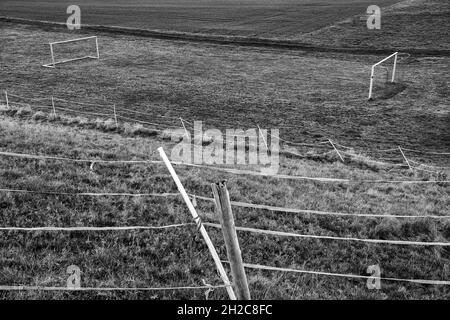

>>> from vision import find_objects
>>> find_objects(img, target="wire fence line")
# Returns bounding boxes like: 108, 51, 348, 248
1, 150, 449, 184
2, 92, 450, 293
1, 187, 448, 220
192, 194, 450, 220
234, 262, 450, 286
0, 186, 448, 221
0, 283, 231, 292
0, 223, 194, 232
204, 223, 450, 247
2, 90, 449, 169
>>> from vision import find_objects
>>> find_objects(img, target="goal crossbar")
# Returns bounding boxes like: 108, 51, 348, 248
368, 52, 398, 100
42, 36, 99, 68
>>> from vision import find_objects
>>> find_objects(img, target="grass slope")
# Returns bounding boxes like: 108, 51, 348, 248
0, 113, 449, 299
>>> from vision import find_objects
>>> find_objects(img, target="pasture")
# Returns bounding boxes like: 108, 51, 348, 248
0, 0, 449, 300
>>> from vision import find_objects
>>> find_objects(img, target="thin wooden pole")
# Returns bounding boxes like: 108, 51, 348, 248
257, 125, 268, 150
113, 104, 118, 127
391, 53, 398, 82
211, 181, 251, 300
180, 117, 189, 138
368, 66, 375, 100
398, 146, 413, 172
95, 37, 100, 59
4, 91, 9, 108
51, 96, 56, 117
328, 139, 344, 163
50, 43, 55, 68
158, 147, 237, 300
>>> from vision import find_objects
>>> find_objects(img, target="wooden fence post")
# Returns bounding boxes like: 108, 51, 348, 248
113, 104, 118, 127
5, 91, 9, 108
398, 146, 413, 172
211, 181, 251, 300
51, 96, 56, 117
158, 147, 237, 300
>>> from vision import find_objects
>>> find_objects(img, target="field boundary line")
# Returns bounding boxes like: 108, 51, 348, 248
204, 223, 450, 246
193, 195, 450, 219
235, 262, 450, 285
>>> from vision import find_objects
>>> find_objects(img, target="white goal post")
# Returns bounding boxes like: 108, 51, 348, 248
368, 52, 398, 100
43, 36, 99, 68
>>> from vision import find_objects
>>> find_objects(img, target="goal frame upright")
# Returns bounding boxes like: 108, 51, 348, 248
43, 36, 100, 68
368, 52, 398, 100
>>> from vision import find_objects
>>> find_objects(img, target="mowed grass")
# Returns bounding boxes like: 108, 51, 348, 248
0, 0, 398, 38
0, 21, 449, 168
0, 113, 449, 299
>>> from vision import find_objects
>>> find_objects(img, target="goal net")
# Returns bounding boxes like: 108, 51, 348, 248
43, 36, 99, 68
368, 52, 398, 100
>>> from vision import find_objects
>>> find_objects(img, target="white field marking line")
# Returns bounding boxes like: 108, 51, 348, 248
0, 188, 181, 198
1, 150, 450, 184
236, 262, 450, 286
328, 139, 344, 162
192, 195, 450, 219
204, 223, 450, 246
0, 223, 193, 232
0, 283, 230, 291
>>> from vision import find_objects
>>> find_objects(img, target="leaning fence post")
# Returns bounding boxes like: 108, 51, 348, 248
5, 91, 9, 108
398, 146, 413, 172
211, 181, 251, 300
51, 96, 56, 117
158, 147, 237, 300
328, 139, 344, 163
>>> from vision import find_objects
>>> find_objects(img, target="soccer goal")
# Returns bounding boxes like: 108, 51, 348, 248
368, 52, 398, 100
43, 36, 99, 68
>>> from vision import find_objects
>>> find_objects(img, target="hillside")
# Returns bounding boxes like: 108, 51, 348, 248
0, 108, 449, 299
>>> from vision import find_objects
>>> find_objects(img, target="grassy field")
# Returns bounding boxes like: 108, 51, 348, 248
0, 21, 449, 165
0, 113, 449, 299
0, 2, 449, 300
299, 0, 450, 50
0, 0, 399, 38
